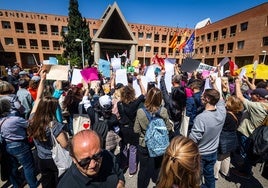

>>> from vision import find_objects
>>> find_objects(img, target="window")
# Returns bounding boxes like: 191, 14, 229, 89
2, 21, 11, 29
161, 35, 167, 43
219, 44, 224, 54
237, 40, 244, 49
146, 33, 152, 40
207, 33, 211, 42
161, 47, 166, 55
154, 47, 159, 54
138, 46, 143, 52
145, 46, 151, 52
221, 28, 227, 39
30, 39, 38, 49
15, 22, 24, 33
168, 48, 173, 56
41, 40, 49, 50
154, 34, 159, 42
39, 24, 48, 34
27, 23, 36, 34
62, 26, 68, 35
93, 29, 98, 35
240, 22, 248, 31
205, 47, 210, 55
263, 37, 268, 46
53, 41, 60, 50
211, 45, 216, 54
138, 32, 144, 39
213, 31, 219, 41
201, 35, 205, 41
132, 32, 136, 36
4, 38, 13, 45
227, 43, 234, 53
230, 25, 237, 37
17, 38, 26, 48
51, 25, 59, 35
200, 48, 204, 54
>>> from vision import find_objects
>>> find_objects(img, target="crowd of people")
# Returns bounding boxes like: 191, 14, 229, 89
0, 62, 267, 188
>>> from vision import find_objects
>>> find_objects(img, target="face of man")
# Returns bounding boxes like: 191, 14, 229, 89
72, 132, 103, 176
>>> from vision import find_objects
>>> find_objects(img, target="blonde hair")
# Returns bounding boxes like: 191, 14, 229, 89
157, 136, 201, 188
225, 95, 244, 113
0, 81, 15, 95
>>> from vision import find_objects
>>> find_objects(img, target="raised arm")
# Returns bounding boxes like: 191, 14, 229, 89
30, 69, 46, 115
137, 75, 146, 96
235, 77, 246, 103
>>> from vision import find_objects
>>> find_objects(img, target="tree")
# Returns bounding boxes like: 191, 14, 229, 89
60, 0, 92, 68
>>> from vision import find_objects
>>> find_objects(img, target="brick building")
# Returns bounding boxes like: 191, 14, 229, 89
0, 2, 267, 68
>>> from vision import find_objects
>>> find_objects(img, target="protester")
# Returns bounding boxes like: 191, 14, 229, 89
231, 78, 268, 179
7, 66, 20, 92
57, 130, 125, 188
156, 136, 201, 188
17, 78, 33, 119
27, 70, 69, 188
0, 96, 38, 188
189, 76, 226, 188
214, 96, 243, 179
117, 75, 146, 177
160, 70, 186, 135
134, 87, 173, 188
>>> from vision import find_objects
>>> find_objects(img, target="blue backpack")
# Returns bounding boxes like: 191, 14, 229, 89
142, 107, 169, 157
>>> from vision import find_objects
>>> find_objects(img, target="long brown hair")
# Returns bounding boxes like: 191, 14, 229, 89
28, 96, 58, 141
157, 136, 201, 188
120, 85, 136, 104
144, 87, 162, 113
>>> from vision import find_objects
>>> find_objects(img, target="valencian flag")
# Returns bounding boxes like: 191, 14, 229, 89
177, 29, 188, 51
183, 31, 195, 53
229, 60, 238, 76
169, 32, 178, 50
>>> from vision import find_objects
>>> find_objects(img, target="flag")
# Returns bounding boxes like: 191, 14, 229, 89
169, 32, 178, 49
229, 60, 238, 76
183, 31, 195, 53
152, 54, 165, 69
177, 29, 188, 51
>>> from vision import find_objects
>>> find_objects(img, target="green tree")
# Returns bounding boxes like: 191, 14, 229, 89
60, 0, 92, 68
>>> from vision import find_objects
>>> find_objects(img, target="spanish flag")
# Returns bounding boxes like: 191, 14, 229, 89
177, 29, 189, 51
169, 32, 178, 49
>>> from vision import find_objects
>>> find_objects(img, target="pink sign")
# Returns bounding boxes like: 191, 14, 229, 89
80, 67, 99, 83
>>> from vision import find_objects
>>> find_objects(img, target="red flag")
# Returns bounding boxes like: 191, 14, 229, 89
152, 54, 165, 69
169, 32, 178, 49
177, 29, 188, 51
229, 60, 238, 76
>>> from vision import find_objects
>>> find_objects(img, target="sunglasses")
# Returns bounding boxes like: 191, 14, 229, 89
76, 150, 103, 169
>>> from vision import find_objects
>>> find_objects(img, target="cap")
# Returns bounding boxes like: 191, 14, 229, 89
115, 83, 124, 90
31, 75, 40, 82
76, 83, 83, 89
251, 88, 268, 99
99, 95, 112, 108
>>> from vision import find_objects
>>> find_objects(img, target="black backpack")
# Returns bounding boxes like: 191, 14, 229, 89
248, 125, 268, 164
91, 112, 109, 149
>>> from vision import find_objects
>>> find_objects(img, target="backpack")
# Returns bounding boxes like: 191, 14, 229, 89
248, 125, 268, 164
91, 112, 109, 149
142, 107, 169, 157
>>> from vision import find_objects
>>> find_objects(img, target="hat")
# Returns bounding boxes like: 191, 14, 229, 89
19, 71, 27, 75
115, 83, 124, 90
99, 95, 112, 108
251, 88, 268, 99
31, 75, 40, 82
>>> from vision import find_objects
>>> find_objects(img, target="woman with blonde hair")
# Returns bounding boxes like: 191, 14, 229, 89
157, 136, 201, 188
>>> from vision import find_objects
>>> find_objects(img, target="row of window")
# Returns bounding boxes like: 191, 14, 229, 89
1, 21, 68, 35
196, 22, 248, 43
4, 37, 61, 50
133, 32, 180, 44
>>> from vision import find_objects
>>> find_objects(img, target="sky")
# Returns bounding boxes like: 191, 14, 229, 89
0, 0, 267, 28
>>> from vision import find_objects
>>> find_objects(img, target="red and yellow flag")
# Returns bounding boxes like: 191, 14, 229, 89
169, 32, 178, 49
177, 29, 188, 51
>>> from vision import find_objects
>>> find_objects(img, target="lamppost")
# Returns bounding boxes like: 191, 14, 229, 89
262, 50, 267, 64
143, 44, 150, 65
75, 38, 84, 68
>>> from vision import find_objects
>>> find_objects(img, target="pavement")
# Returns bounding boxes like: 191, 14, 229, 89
1, 161, 266, 188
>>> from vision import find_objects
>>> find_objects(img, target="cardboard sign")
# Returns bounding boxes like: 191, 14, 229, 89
71, 68, 83, 85
98, 59, 110, 78
181, 58, 201, 73
46, 65, 68, 80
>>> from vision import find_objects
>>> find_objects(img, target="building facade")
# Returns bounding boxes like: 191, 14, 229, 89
0, 2, 267, 69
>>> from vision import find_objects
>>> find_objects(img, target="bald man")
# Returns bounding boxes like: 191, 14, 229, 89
57, 130, 125, 188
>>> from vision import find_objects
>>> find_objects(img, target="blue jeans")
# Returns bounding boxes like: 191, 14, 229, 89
201, 152, 217, 188
237, 132, 252, 175
5, 141, 38, 188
